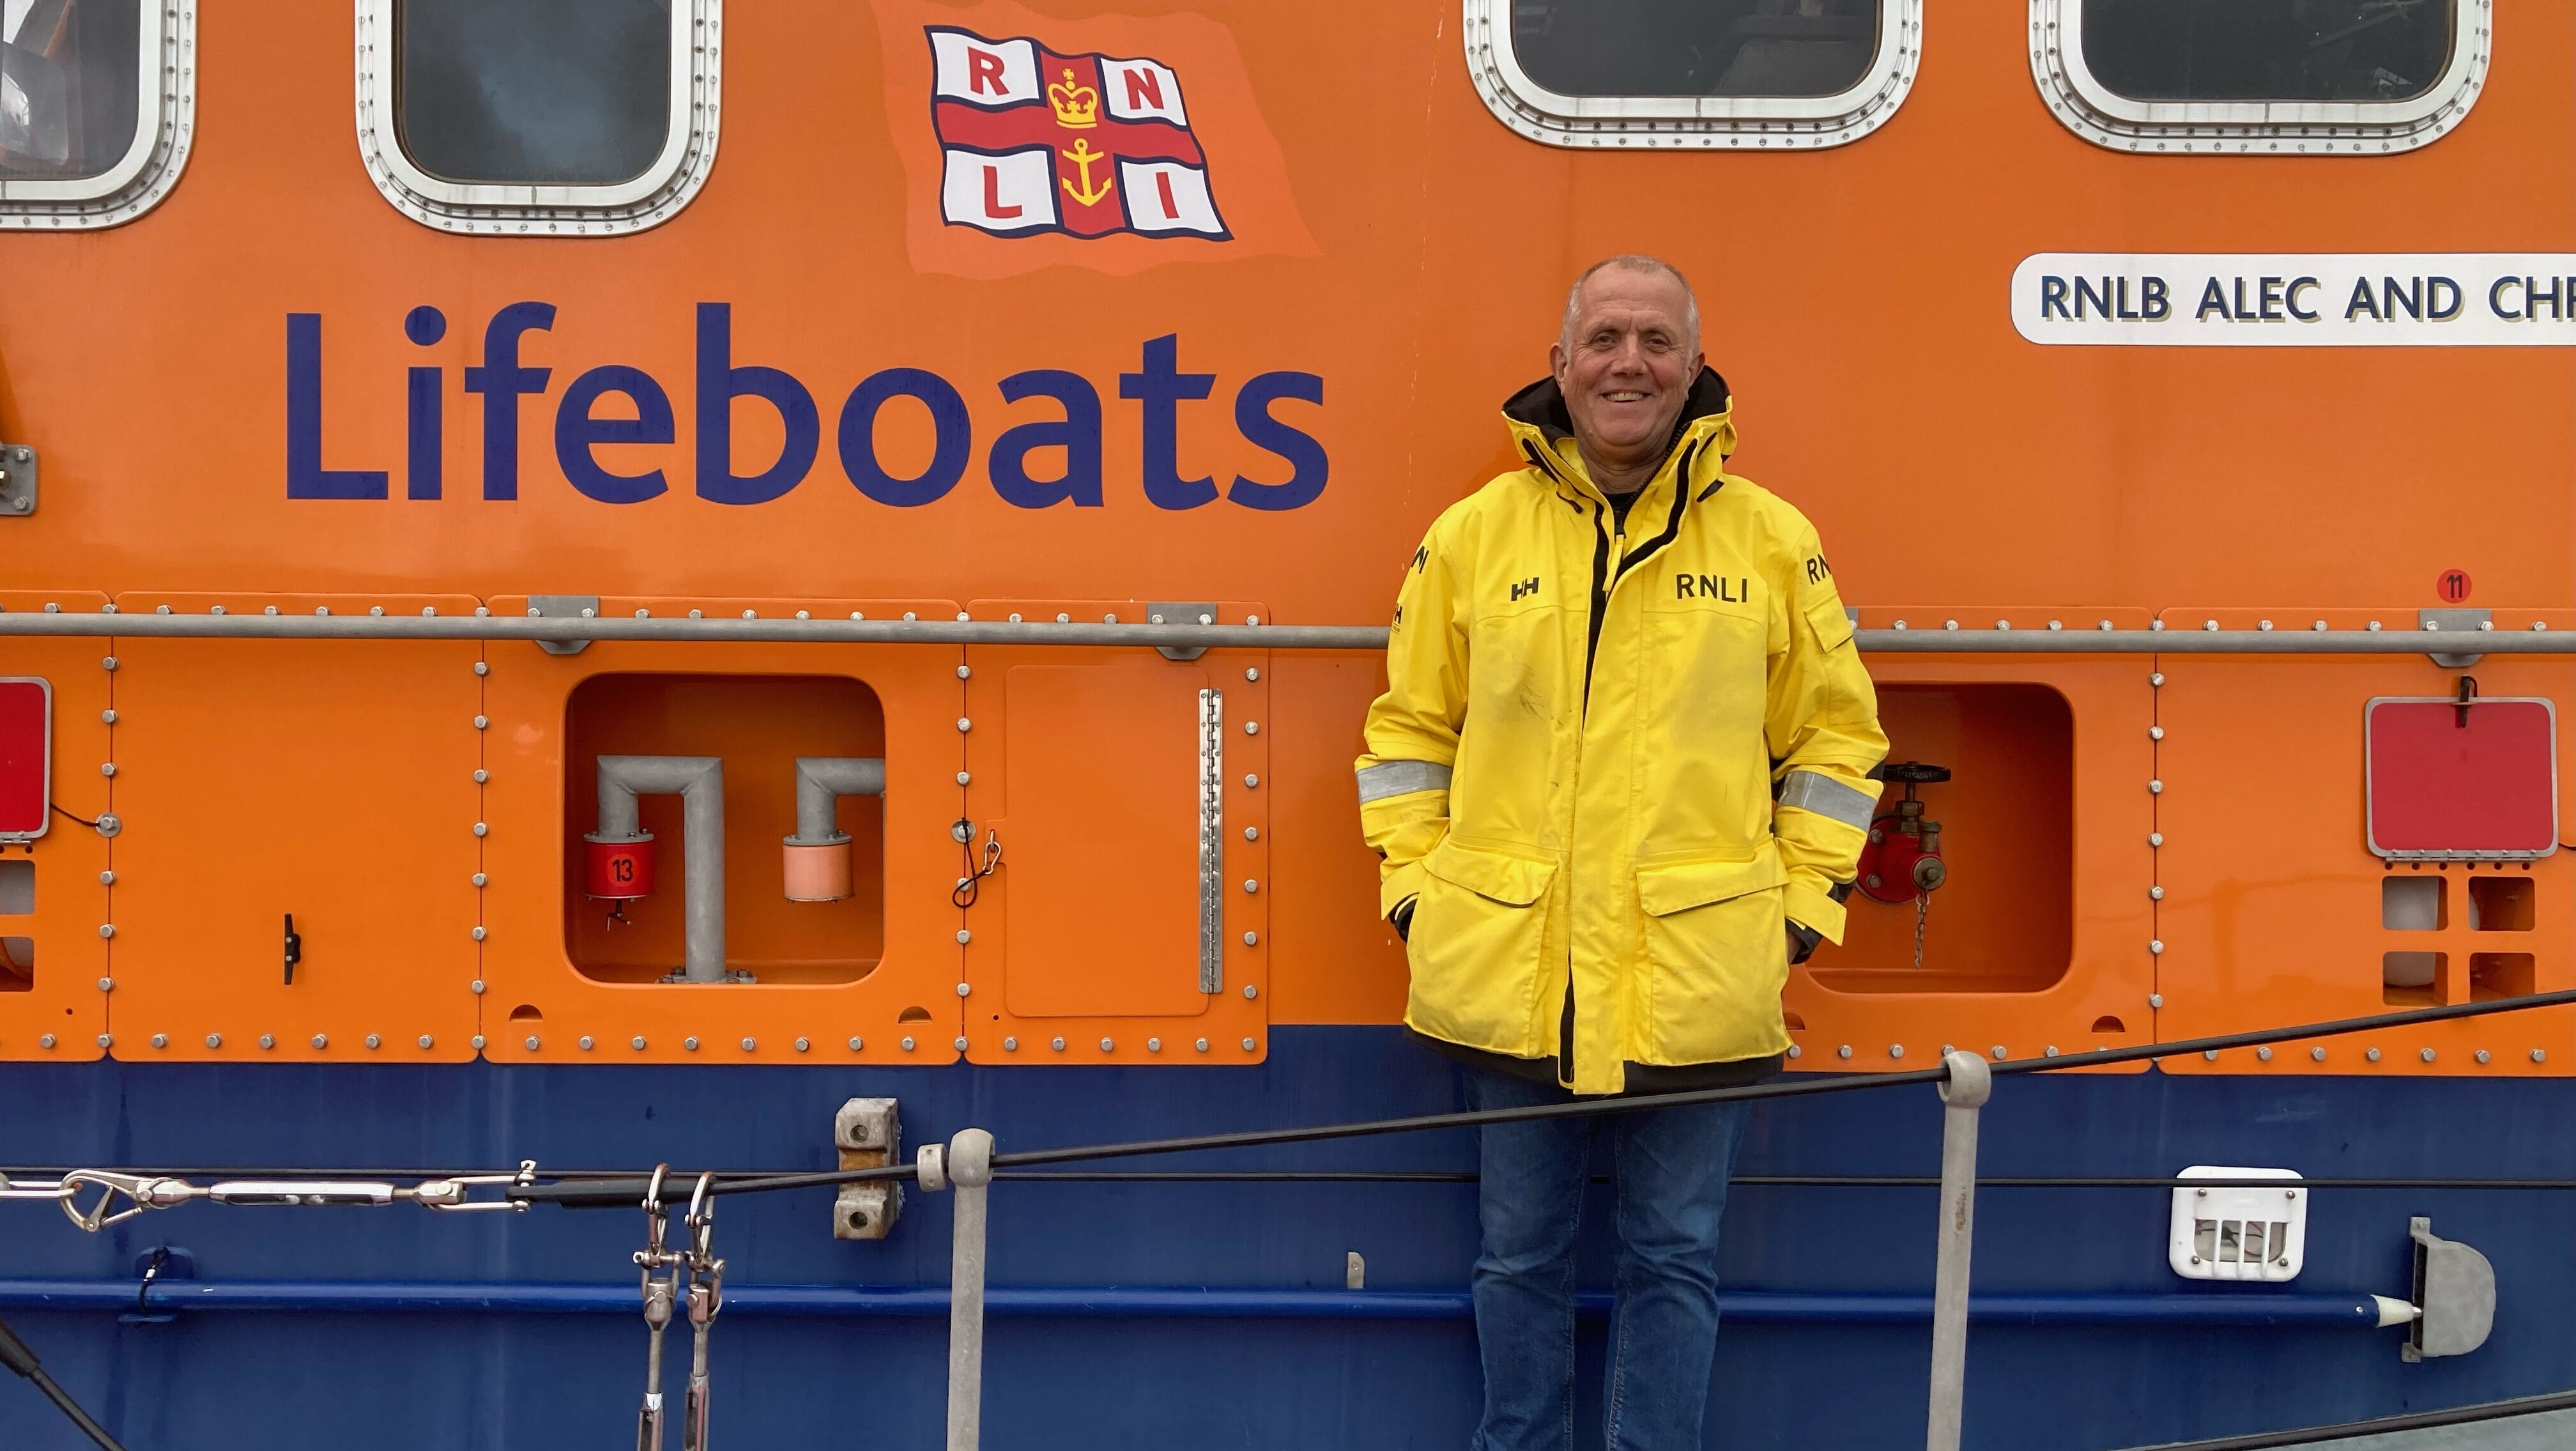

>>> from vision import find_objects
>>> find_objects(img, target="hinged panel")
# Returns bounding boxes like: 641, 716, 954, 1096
2154, 608, 2574, 1076
0, 592, 111, 1059
479, 597, 966, 1065
2365, 696, 2558, 859
1786, 607, 2158, 1073
962, 600, 1269, 1065
107, 594, 484, 1061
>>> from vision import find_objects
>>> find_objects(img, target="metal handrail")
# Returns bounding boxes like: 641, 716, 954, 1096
0, 608, 2567, 655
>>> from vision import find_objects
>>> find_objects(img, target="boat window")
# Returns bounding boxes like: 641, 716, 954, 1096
395, 0, 670, 185
2082, 0, 2453, 104
356, 0, 719, 235
1464, 0, 1920, 150
0, 0, 194, 229
2032, 0, 2487, 155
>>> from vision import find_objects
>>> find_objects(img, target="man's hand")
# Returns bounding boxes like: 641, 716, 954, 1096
1785, 921, 1821, 965
1392, 898, 1416, 942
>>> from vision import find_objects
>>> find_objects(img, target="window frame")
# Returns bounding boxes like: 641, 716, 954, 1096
2032, 0, 2491, 156
354, 0, 721, 236
0, 0, 197, 231
1462, 0, 1921, 150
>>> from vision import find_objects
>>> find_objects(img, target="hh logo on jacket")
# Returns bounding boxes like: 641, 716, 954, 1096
1510, 576, 1541, 601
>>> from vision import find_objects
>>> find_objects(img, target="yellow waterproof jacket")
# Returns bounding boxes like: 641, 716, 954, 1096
1355, 371, 1887, 1094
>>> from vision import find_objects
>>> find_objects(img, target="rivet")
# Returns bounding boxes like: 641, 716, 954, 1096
523, 1036, 539, 1050
470, 979, 486, 994
848, 1036, 863, 1051
1836, 1044, 1853, 1059
1243, 879, 1259, 893
902, 1036, 917, 1052
1196, 1038, 1211, 1052
365, 1034, 383, 1050
2366, 1048, 2382, 1063
419, 1035, 435, 1049
312, 1034, 329, 1048
2419, 1047, 2436, 1063
956, 930, 972, 945
684, 1037, 700, 1052
742, 1038, 757, 1052
150, 1033, 167, 1048
470, 1035, 486, 1050
1243, 931, 1259, 946
1004, 1036, 1019, 1051
1052, 1036, 1066, 1051
2257, 1046, 2273, 1061
1242, 1037, 1257, 1052
206, 1034, 223, 1048
2149, 993, 2165, 1008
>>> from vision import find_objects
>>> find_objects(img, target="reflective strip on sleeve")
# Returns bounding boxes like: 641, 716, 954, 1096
1355, 760, 1453, 804
1777, 769, 1876, 830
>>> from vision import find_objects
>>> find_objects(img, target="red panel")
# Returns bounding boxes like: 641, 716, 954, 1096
2366, 698, 2559, 857
0, 679, 48, 840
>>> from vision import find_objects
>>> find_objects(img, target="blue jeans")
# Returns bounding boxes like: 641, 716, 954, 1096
1463, 1065, 1749, 1451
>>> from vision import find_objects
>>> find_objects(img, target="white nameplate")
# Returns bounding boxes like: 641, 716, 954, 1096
2013, 254, 2576, 346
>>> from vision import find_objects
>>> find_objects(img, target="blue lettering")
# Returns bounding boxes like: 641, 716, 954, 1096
2345, 277, 2382, 321
284, 312, 388, 500
2427, 277, 2463, 321
2285, 277, 2319, 322
1227, 371, 1326, 512
2040, 275, 2070, 319
838, 367, 970, 508
2141, 275, 2170, 321
988, 369, 1102, 509
694, 302, 817, 505
555, 365, 674, 505
1119, 334, 1217, 510
460, 301, 555, 501
403, 305, 445, 500
2195, 277, 2231, 321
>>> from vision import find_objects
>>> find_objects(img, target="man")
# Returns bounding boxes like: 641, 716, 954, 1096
1353, 256, 1886, 1450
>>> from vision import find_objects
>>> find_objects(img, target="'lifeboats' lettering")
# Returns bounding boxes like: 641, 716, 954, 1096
286, 307, 1327, 512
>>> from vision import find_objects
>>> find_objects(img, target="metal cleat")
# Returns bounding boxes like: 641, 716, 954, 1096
832, 1098, 901, 1240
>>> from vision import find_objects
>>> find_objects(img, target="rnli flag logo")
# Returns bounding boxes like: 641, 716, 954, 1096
929, 27, 1229, 242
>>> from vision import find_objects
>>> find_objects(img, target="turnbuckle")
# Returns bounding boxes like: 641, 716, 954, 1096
414, 1160, 539, 1213
634, 1166, 684, 1451
0, 1172, 74, 1204
682, 1172, 725, 1451
50, 1162, 544, 1232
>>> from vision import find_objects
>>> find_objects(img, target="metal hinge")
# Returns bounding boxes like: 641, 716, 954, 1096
0, 443, 35, 516
530, 594, 600, 655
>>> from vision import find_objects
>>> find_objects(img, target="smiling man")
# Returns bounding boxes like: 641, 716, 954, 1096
1354, 255, 1887, 1450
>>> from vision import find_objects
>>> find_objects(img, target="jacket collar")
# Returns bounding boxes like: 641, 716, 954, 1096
1500, 366, 1736, 508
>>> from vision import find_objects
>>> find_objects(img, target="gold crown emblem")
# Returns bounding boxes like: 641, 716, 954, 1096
1048, 69, 1100, 128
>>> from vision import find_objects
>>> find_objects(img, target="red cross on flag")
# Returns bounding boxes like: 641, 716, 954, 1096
875, 0, 1313, 279
930, 27, 1229, 240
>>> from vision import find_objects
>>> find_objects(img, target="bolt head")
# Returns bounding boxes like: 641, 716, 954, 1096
795, 1037, 810, 1052
1243, 774, 1259, 788
2148, 993, 2165, 1008
524, 1036, 539, 1050
1837, 1044, 1853, 1059
1100, 1037, 1115, 1052
1003, 1036, 1018, 1051
956, 717, 972, 732
471, 926, 487, 940
2366, 1048, 2382, 1062
97, 976, 113, 992
38, 1034, 53, 1049
98, 923, 114, 939
470, 980, 486, 994
1241, 1037, 1257, 1052
1052, 1036, 1066, 1051
473, 716, 489, 729
96, 1034, 112, 1048
312, 1034, 328, 1049
742, 1038, 756, 1052
901, 1036, 917, 1051
956, 771, 972, 786
2534, 1049, 2549, 1064
150, 1033, 167, 1048
1243, 930, 1259, 946
2312, 1047, 2326, 1061
956, 930, 972, 946
365, 1034, 382, 1049
206, 1034, 223, 1048
847, 1036, 862, 1051
1196, 1038, 1211, 1052
471, 873, 488, 887
684, 1037, 700, 1051
420, 1036, 435, 1049
470, 1035, 486, 1050
1148, 1038, 1163, 1052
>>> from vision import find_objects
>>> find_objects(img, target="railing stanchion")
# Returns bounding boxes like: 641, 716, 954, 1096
1927, 1050, 1993, 1451
924, 1129, 995, 1451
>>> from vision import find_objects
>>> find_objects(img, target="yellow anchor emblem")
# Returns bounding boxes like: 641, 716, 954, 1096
1059, 138, 1115, 207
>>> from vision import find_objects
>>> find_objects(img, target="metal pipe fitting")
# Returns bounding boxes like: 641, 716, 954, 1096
595, 756, 727, 984
783, 758, 884, 903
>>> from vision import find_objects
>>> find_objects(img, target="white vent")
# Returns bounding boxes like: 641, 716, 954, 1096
2169, 1167, 2305, 1282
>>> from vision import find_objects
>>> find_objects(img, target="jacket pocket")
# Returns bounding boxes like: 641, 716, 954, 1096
1404, 839, 1559, 1056
1636, 843, 1791, 1066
